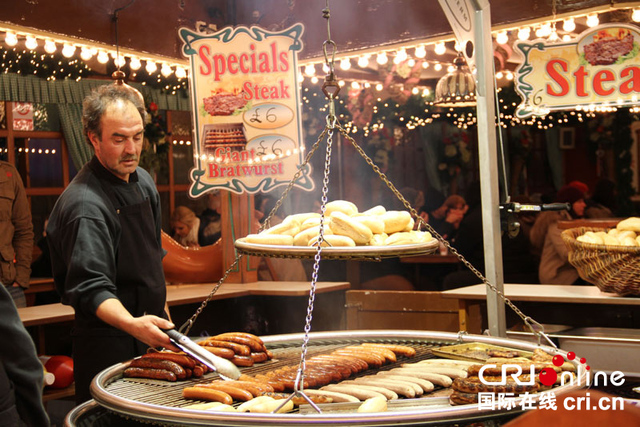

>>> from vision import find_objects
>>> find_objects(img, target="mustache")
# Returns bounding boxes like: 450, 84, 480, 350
121, 155, 139, 161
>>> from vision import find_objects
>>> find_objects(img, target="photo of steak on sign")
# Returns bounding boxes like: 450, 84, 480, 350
514, 24, 640, 118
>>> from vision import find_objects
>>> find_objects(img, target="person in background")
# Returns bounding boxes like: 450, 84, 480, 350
0, 161, 34, 308
0, 284, 49, 426
426, 194, 467, 241
47, 84, 177, 404
535, 185, 587, 284
170, 206, 201, 248
198, 190, 222, 245
585, 178, 617, 219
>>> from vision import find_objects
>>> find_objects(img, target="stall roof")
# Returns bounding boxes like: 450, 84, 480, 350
2, 0, 638, 61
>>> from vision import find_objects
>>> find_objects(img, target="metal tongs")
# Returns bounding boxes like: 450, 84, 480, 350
164, 329, 241, 380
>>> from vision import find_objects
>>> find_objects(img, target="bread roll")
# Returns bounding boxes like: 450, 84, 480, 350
244, 234, 294, 246
262, 220, 299, 236
285, 212, 321, 226
325, 200, 358, 217
410, 230, 433, 243
369, 233, 388, 246
584, 231, 604, 245
617, 217, 640, 232
617, 230, 637, 240
384, 231, 418, 246
403, 217, 415, 232
382, 211, 412, 234
361, 205, 386, 216
329, 211, 373, 245
352, 215, 385, 234
607, 229, 620, 238
299, 217, 330, 232
621, 236, 638, 246
309, 234, 356, 247
293, 225, 332, 246
602, 234, 620, 246
357, 396, 388, 413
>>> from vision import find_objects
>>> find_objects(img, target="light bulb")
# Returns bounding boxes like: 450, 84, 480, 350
339, 58, 351, 70
411, 87, 419, 95
496, 71, 504, 79
633, 9, 640, 23
62, 44, 76, 58
422, 61, 430, 69
505, 71, 514, 80
129, 57, 141, 70
25, 36, 38, 50
44, 39, 57, 54
351, 81, 360, 90
357, 56, 369, 67
447, 64, 455, 73
414, 45, 426, 58
80, 47, 93, 61
518, 27, 531, 40
161, 63, 172, 77
5, 31, 17, 46
376, 52, 388, 65
304, 63, 315, 76
434, 42, 446, 55
97, 50, 109, 64
114, 56, 126, 68
496, 30, 509, 45
322, 63, 330, 73
145, 61, 157, 73
375, 83, 383, 91
548, 28, 560, 42
586, 13, 599, 27
563, 18, 576, 32
396, 48, 408, 62
434, 63, 442, 71
310, 76, 318, 84
562, 35, 573, 42
175, 67, 186, 78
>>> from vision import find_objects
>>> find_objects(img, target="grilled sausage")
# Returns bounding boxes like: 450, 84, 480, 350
360, 343, 416, 357
123, 367, 176, 381
142, 351, 196, 369
182, 387, 233, 404
202, 346, 235, 359
198, 339, 251, 356
194, 382, 254, 401
129, 358, 187, 379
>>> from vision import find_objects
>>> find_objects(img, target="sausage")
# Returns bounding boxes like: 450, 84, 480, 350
199, 339, 251, 356
452, 376, 540, 394
259, 391, 334, 405
320, 384, 386, 401
250, 352, 269, 363
390, 368, 453, 387
182, 387, 233, 404
192, 366, 205, 377
336, 382, 398, 400
346, 345, 396, 363
332, 349, 385, 368
222, 380, 274, 397
212, 333, 266, 352
375, 373, 434, 392
449, 391, 479, 405
349, 377, 417, 398
398, 365, 467, 379
142, 351, 196, 369
202, 346, 235, 359
231, 355, 254, 367
195, 382, 254, 401
129, 358, 187, 379
316, 354, 368, 372
123, 367, 177, 381
302, 389, 359, 403
360, 343, 416, 357
253, 374, 286, 392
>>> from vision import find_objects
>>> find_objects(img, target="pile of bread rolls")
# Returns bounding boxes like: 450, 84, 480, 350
576, 217, 640, 246
242, 200, 433, 247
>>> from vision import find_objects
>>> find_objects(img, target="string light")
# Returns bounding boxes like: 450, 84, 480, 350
563, 18, 576, 32
339, 58, 351, 70
97, 50, 109, 64
357, 55, 369, 68
129, 56, 141, 70
434, 41, 446, 55
586, 13, 599, 27
304, 63, 315, 76
394, 48, 408, 64
175, 66, 186, 79
80, 47, 93, 61
376, 52, 388, 65
145, 60, 157, 74
25, 35, 38, 50
61, 44, 76, 58
4, 31, 17, 46
160, 63, 172, 77
518, 27, 531, 40
414, 45, 426, 58
496, 30, 509, 45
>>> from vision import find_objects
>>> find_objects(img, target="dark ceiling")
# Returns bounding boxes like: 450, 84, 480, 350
3, 0, 638, 61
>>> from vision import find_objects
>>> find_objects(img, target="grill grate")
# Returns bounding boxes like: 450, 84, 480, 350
103, 338, 441, 410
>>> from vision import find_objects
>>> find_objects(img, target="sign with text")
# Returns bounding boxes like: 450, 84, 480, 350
12, 102, 34, 131
515, 24, 640, 118
179, 24, 313, 196
438, 0, 476, 71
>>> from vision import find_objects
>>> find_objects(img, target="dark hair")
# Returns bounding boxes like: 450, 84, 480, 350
82, 84, 147, 148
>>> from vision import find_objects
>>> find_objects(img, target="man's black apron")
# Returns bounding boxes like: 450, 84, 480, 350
73, 181, 166, 404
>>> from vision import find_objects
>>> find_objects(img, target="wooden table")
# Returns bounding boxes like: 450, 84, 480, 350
24, 277, 56, 306
441, 283, 640, 331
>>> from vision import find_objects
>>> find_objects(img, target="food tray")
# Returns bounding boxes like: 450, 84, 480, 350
234, 238, 439, 260
430, 342, 534, 362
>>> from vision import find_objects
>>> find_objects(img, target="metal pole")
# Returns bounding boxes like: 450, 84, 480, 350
472, 0, 507, 336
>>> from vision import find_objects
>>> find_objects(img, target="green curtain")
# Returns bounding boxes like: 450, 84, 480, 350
0, 73, 191, 168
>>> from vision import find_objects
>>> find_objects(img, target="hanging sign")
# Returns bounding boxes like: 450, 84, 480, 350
438, 0, 476, 71
179, 24, 313, 196
515, 24, 640, 118
12, 102, 34, 131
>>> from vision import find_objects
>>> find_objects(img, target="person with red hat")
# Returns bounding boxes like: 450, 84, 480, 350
531, 185, 587, 284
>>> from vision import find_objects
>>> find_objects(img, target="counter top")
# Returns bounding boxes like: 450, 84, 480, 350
441, 283, 640, 305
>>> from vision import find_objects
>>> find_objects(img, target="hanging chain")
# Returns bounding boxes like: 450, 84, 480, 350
336, 123, 555, 347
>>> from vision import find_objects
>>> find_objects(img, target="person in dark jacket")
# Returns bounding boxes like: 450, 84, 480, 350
47, 84, 177, 403
0, 284, 49, 426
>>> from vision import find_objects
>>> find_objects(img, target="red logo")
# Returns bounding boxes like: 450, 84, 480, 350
538, 351, 590, 386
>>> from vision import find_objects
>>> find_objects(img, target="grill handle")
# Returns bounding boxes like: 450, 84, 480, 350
164, 329, 241, 380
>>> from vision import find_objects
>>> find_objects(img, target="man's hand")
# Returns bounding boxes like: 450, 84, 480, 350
96, 298, 180, 352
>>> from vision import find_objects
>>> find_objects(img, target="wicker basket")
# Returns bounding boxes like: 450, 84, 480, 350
561, 227, 640, 296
